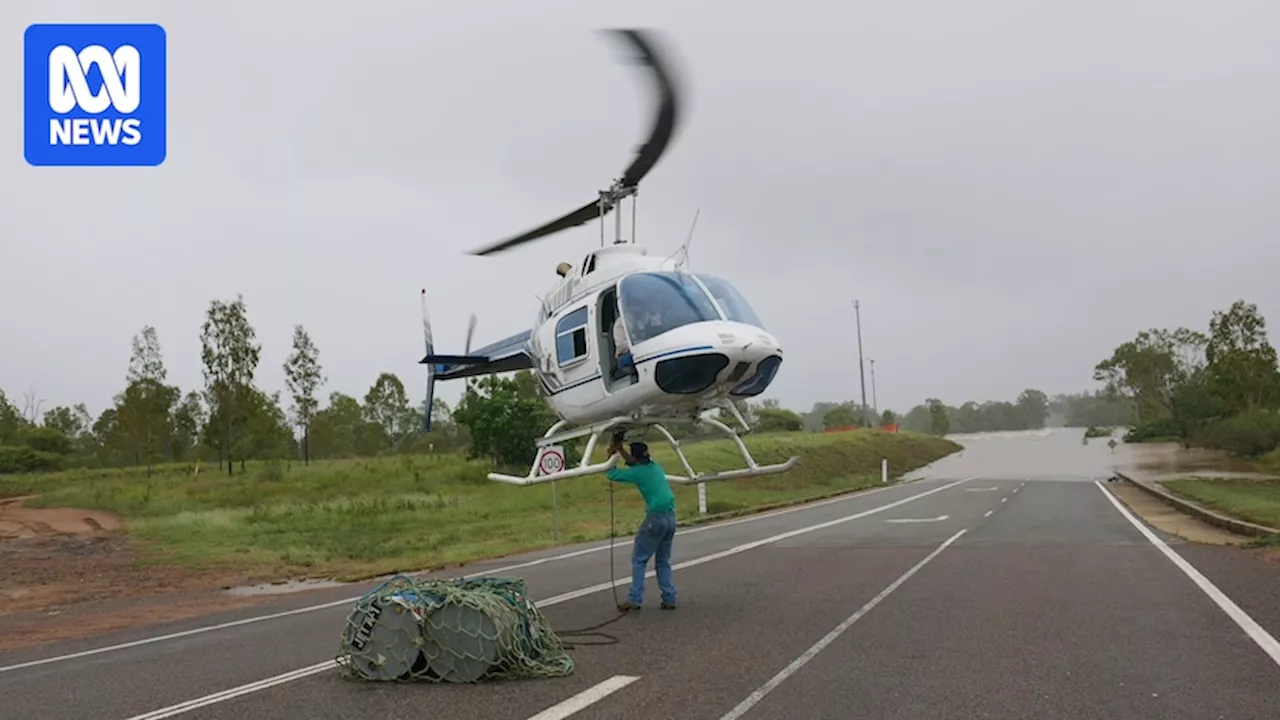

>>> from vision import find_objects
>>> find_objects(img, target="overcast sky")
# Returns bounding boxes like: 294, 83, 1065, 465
3, 0, 1279, 421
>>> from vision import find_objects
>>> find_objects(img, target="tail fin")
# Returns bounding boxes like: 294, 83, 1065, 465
421, 289, 437, 433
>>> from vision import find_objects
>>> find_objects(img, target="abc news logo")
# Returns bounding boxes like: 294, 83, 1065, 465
24, 24, 167, 167
48, 44, 143, 146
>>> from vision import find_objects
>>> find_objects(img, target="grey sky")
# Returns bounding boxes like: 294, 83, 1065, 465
4, 0, 1279, 421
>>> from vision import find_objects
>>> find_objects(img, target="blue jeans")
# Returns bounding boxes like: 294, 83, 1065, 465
630, 510, 677, 606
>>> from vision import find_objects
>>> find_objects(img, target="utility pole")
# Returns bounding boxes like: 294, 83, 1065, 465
854, 300, 868, 425
869, 357, 878, 419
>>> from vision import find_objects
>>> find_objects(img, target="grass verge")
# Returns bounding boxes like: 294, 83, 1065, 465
1162, 477, 1280, 534
0, 430, 961, 581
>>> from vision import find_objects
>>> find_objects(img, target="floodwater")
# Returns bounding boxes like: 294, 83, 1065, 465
902, 426, 1273, 483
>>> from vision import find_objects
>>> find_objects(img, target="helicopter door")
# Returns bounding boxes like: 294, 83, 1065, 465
598, 286, 637, 392
551, 305, 605, 406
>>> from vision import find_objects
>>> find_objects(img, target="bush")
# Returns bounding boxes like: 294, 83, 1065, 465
1124, 418, 1181, 443
15, 426, 73, 455
0, 445, 66, 474
755, 408, 804, 433
1198, 410, 1280, 458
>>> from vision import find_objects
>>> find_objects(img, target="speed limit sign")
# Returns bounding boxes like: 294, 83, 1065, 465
537, 445, 566, 476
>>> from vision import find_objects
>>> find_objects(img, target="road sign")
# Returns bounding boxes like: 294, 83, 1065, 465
537, 445, 566, 476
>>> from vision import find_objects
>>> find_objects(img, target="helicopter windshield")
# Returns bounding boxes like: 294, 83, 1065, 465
695, 274, 765, 329
618, 272, 722, 345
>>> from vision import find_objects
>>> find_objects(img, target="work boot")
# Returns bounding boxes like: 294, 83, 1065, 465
660, 602, 676, 610
617, 601, 640, 612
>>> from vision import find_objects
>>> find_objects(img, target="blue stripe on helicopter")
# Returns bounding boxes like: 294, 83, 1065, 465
544, 373, 602, 396
634, 345, 715, 364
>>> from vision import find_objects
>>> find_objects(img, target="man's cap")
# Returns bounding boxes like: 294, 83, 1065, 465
629, 441, 651, 462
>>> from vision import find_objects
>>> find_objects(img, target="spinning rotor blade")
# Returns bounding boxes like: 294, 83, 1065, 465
468, 28, 683, 257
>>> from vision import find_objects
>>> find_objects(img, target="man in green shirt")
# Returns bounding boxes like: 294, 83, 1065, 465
606, 440, 677, 611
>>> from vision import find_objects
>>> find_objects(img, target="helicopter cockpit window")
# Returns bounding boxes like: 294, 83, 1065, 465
618, 272, 722, 345
555, 306, 590, 366
694, 274, 765, 329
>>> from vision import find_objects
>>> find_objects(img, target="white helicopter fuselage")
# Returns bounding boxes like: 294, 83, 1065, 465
526, 243, 783, 426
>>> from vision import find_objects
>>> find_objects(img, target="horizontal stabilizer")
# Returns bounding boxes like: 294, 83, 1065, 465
421, 329, 535, 381
421, 354, 490, 366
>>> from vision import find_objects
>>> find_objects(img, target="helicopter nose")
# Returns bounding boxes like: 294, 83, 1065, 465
719, 330, 781, 390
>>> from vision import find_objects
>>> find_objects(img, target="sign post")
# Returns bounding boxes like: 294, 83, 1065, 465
537, 446, 567, 541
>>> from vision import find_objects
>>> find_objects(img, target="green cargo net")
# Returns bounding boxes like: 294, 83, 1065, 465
336, 574, 575, 683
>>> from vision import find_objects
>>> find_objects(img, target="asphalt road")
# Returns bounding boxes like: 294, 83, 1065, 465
3, 428, 1280, 719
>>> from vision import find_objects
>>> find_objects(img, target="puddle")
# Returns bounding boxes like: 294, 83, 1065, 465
224, 578, 348, 596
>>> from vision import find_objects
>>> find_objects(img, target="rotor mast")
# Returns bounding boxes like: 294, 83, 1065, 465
598, 178, 639, 248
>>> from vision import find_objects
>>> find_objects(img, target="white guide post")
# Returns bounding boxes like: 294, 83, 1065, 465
698, 481, 707, 514
882, 458, 888, 483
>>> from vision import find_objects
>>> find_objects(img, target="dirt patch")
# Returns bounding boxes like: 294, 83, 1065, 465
1108, 482, 1248, 546
0, 496, 282, 652
0, 495, 124, 540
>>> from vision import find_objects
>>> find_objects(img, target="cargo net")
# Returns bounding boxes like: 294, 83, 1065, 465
336, 574, 575, 683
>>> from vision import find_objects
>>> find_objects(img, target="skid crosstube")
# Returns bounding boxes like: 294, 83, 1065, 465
487, 410, 799, 486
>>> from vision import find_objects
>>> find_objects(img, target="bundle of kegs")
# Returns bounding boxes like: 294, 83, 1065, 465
336, 574, 570, 683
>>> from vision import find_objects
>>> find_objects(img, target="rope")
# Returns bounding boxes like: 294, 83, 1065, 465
553, 470, 627, 648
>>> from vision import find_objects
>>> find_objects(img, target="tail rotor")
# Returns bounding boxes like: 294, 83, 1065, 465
464, 313, 478, 392
421, 289, 438, 433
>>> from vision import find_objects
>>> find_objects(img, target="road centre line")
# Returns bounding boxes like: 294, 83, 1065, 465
119, 477, 976, 720
717, 528, 968, 720
1, 475, 945, 675
526, 675, 640, 720
1095, 481, 1280, 668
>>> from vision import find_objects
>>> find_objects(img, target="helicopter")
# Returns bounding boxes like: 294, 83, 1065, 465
419, 28, 797, 487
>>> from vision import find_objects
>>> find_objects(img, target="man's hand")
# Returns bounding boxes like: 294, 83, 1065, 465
605, 440, 631, 467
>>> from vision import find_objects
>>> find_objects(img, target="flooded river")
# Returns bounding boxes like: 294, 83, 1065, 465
903, 426, 1271, 482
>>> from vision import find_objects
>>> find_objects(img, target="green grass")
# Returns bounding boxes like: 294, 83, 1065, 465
1162, 477, 1280, 531
0, 430, 961, 581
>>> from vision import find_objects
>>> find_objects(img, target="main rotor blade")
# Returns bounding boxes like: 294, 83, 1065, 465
468, 28, 683, 257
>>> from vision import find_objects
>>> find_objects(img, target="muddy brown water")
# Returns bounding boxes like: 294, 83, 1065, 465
899, 426, 1274, 483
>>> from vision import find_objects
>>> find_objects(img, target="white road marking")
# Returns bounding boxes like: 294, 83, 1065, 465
1001, 497, 1008, 503
717, 528, 968, 720
1095, 481, 1280, 668
123, 661, 336, 720
0, 476, 933, 675
984, 510, 994, 517
965, 487, 1001, 492
884, 515, 949, 524
526, 675, 640, 720
1012, 487, 1019, 494
116, 477, 977, 719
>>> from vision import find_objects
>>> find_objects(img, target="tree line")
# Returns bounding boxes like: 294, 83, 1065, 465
0, 295, 473, 475
1091, 298, 1280, 458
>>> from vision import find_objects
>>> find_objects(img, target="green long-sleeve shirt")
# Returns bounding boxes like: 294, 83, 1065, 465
606, 460, 675, 515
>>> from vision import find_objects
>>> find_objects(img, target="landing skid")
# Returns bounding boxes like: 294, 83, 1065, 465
487, 412, 799, 486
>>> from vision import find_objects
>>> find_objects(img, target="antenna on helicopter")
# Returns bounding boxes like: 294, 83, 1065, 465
676, 208, 699, 272
467, 28, 682, 257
